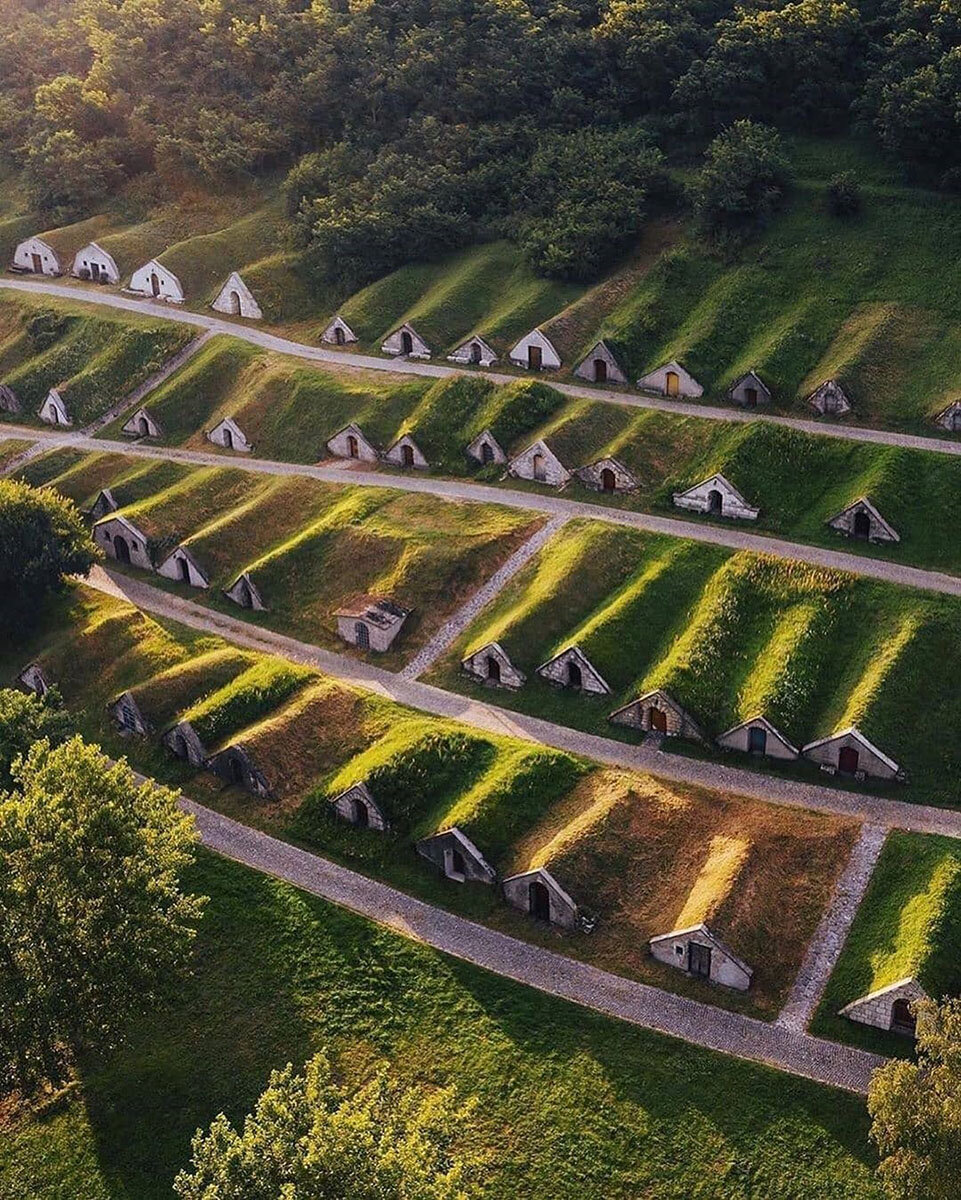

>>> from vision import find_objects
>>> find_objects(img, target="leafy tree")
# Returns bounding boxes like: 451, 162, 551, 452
174, 1050, 476, 1200
0, 738, 204, 1095
0, 479, 97, 638
868, 996, 961, 1200
0, 689, 71, 791
827, 171, 862, 216
690, 121, 792, 244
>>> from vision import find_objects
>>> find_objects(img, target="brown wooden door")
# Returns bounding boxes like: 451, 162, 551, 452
601, 468, 616, 492
528, 345, 542, 370
649, 706, 668, 733
666, 371, 679, 396
689, 941, 711, 978
31, 253, 42, 273
838, 746, 859, 774
594, 358, 607, 383
402, 443, 414, 467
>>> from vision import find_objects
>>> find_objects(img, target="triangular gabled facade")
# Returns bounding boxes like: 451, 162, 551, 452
17, 662, 50, 697
72, 242, 120, 284
573, 340, 627, 385
650, 923, 753, 991
536, 645, 611, 695
38, 388, 72, 426
672, 473, 759, 521
329, 781, 389, 832
508, 328, 561, 371
384, 432, 429, 469
935, 401, 961, 432
326, 422, 379, 463
108, 690, 149, 736
162, 720, 207, 766
637, 359, 704, 398
206, 742, 272, 797
157, 544, 210, 589
839, 977, 928, 1036
609, 689, 706, 742
89, 488, 118, 520
415, 826, 497, 884
502, 867, 581, 930
0, 384, 20, 413
448, 335, 498, 367
716, 715, 799, 761
128, 259, 184, 303
207, 416, 252, 453
575, 456, 639, 494
211, 272, 262, 320
507, 439, 571, 487
321, 315, 358, 346
465, 428, 507, 466
801, 726, 903, 781
381, 322, 431, 359
12, 236, 60, 276
223, 571, 266, 611
728, 369, 771, 407
826, 496, 899, 544
461, 641, 526, 689
807, 379, 851, 416
121, 407, 163, 439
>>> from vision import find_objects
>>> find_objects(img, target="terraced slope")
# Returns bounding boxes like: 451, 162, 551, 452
0, 293, 191, 426
5, 584, 860, 1019
814, 831, 961, 1052
432, 520, 961, 805
25, 449, 543, 667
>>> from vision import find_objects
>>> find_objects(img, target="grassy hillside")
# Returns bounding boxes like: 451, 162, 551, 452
430, 521, 961, 805
814, 832, 961, 1053
0, 852, 879, 1200
0, 293, 191, 426
0, 437, 31, 468
4, 585, 859, 1018
26, 448, 542, 667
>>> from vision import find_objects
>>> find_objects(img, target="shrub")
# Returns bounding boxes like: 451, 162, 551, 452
826, 172, 861, 217
690, 120, 792, 244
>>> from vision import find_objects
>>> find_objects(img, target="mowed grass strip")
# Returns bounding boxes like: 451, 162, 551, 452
813, 831, 961, 1054
0, 851, 880, 1199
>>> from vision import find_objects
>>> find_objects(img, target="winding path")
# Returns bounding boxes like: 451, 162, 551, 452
8, 424, 961, 596
181, 795, 886, 1093
89, 565, 961, 840
3, 274, 961, 458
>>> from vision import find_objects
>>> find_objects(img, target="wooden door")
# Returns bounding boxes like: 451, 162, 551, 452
838, 745, 860, 774
689, 941, 712, 978
529, 879, 551, 922
594, 358, 607, 383
649, 706, 668, 733
666, 371, 679, 396
601, 467, 615, 492
528, 345, 542, 370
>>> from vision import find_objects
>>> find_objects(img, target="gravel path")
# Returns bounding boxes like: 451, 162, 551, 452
180, 794, 886, 1093
400, 515, 567, 680
87, 566, 961, 840
10, 425, 961, 596
777, 824, 888, 1033
3, 274, 961, 458
81, 330, 215, 434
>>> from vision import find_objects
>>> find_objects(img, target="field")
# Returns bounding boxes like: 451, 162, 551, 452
3, 585, 861, 1018
430, 520, 961, 806
19, 448, 542, 667
0, 293, 191, 427
0, 851, 879, 1200
0, 437, 31, 469
813, 831, 961, 1053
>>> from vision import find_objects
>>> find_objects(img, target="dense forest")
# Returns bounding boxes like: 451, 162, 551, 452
1, 0, 960, 287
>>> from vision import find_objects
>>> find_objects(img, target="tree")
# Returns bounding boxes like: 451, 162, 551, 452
0, 479, 97, 638
868, 996, 961, 1200
0, 738, 204, 1095
827, 171, 862, 216
0, 688, 71, 791
174, 1051, 476, 1200
690, 121, 792, 244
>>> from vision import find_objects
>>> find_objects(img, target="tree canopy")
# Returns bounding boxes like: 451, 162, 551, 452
0, 688, 71, 791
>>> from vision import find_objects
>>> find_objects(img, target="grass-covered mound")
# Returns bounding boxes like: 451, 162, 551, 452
125, 647, 255, 733
0, 437, 31, 468
0, 294, 191, 426
814, 832, 961, 1053
19, 449, 192, 514
177, 658, 313, 749
434, 521, 961, 805
0, 851, 880, 1199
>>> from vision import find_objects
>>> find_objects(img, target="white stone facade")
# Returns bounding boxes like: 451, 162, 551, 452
448, 335, 498, 366
808, 379, 851, 416
536, 645, 611, 695
157, 545, 209, 588
826, 497, 899, 544
384, 433, 429, 469
650, 924, 753, 991
576, 456, 638, 493
461, 641, 526, 689
335, 596, 410, 652
128, 259, 184, 303
321, 315, 358, 346
728, 369, 771, 407
672, 473, 759, 521
330, 781, 389, 832
573, 340, 626, 385
381, 323, 430, 359
716, 715, 799, 761
211, 272, 262, 319
508, 328, 561, 371
465, 429, 507, 466
609, 689, 705, 742
801, 727, 903, 782
935, 401, 961, 432
637, 360, 703, 398
508, 439, 571, 487
839, 978, 928, 1035
93, 515, 153, 571
207, 416, 252, 453
502, 868, 579, 929
326, 423, 379, 462
121, 408, 163, 439
17, 663, 50, 696
223, 571, 266, 611
38, 388, 71, 426
72, 242, 119, 284
12, 236, 60, 276
416, 827, 496, 884
0, 385, 20, 414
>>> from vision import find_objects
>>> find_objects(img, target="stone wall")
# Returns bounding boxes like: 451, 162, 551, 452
462, 643, 527, 689
508, 442, 571, 487
327, 425, 379, 463
416, 829, 496, 884
93, 519, 154, 571
502, 871, 578, 929
650, 928, 752, 991
576, 458, 638, 493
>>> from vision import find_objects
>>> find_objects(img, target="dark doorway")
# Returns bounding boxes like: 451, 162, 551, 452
486, 655, 501, 683
594, 358, 607, 383
230, 755, 245, 786
401, 443, 415, 467
891, 998, 916, 1036
400, 330, 413, 355
172, 733, 187, 759
532, 453, 546, 482
951, 410, 961, 432
355, 622, 370, 650
229, 291, 241, 315
178, 556, 190, 583
853, 509, 871, 540
113, 535, 131, 564
689, 942, 712, 978
567, 660, 583, 689
351, 796, 369, 828
347, 435, 359, 458
481, 441, 494, 465
450, 846, 466, 877
31, 253, 42, 273
748, 725, 768, 755
529, 879, 551, 922
90, 262, 100, 282
708, 489, 723, 515
601, 467, 616, 493
528, 344, 542, 370
139, 415, 150, 437
223, 427, 234, 450
745, 387, 758, 407
648, 706, 668, 733
470, 341, 482, 364
150, 272, 161, 297
335, 326, 345, 346
838, 746, 860, 774
239, 578, 253, 608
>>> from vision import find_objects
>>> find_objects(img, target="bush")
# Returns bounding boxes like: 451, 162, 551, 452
826, 172, 862, 217
690, 120, 792, 244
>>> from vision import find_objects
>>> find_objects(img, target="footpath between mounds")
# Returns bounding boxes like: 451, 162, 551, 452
3, 274, 961, 459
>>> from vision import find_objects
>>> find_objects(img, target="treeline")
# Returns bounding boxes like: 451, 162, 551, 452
1, 0, 960, 285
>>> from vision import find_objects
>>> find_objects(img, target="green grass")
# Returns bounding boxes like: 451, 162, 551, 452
0, 851, 880, 1199
177, 658, 314, 748
813, 832, 961, 1054
0, 437, 31, 468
